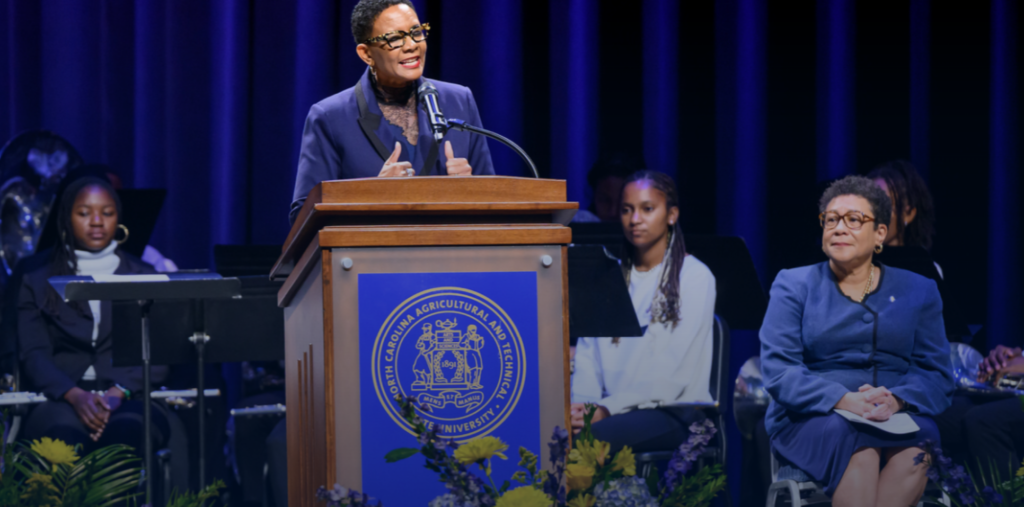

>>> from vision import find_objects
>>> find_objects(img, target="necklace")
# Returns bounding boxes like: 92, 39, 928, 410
857, 266, 875, 303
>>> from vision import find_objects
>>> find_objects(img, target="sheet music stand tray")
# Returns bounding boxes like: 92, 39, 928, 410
567, 245, 641, 341
49, 273, 240, 505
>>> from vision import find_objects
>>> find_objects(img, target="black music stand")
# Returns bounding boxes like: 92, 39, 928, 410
567, 245, 642, 343
570, 223, 768, 331
49, 273, 240, 505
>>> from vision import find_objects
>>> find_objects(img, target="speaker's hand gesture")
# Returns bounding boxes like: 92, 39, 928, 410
378, 142, 414, 178
445, 141, 472, 176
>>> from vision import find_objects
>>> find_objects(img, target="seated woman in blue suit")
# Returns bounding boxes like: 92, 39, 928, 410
760, 175, 953, 507
290, 0, 495, 223
17, 176, 169, 453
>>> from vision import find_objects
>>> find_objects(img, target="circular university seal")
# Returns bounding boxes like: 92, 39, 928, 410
371, 286, 527, 441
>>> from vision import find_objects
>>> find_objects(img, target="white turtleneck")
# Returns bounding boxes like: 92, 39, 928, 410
74, 241, 121, 381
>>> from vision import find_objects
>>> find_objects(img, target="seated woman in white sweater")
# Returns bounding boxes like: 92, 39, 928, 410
571, 170, 717, 452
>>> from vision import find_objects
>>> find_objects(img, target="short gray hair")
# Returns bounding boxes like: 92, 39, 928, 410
818, 175, 892, 230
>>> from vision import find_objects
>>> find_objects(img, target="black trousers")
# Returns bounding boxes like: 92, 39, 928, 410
23, 398, 170, 457
267, 417, 287, 507
232, 390, 286, 505
934, 394, 1024, 477
590, 406, 706, 455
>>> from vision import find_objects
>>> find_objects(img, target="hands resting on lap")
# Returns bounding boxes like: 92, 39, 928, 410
977, 345, 1024, 384
64, 386, 126, 442
835, 384, 903, 422
569, 402, 610, 434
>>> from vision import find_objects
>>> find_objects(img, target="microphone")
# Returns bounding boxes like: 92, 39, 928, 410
417, 81, 448, 142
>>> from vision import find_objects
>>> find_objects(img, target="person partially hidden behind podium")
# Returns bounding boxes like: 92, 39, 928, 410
16, 176, 169, 453
289, 0, 495, 224
760, 175, 954, 507
571, 171, 717, 453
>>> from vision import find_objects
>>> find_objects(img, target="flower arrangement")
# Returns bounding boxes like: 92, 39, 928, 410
1, 432, 141, 506
0, 409, 226, 507
917, 439, 1024, 507
315, 396, 727, 506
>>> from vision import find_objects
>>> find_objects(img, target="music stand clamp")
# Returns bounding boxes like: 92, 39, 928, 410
50, 273, 241, 505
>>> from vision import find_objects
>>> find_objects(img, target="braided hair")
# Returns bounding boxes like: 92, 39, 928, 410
44, 177, 122, 317
620, 170, 687, 329
866, 160, 935, 250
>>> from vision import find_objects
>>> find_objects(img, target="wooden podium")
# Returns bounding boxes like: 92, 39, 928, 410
272, 176, 577, 506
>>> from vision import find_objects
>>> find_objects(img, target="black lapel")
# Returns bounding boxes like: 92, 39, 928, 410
356, 81, 391, 161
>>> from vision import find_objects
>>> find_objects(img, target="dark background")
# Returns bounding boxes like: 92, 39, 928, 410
2, 0, 1022, 501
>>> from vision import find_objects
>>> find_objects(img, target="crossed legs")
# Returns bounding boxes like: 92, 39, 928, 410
833, 446, 928, 507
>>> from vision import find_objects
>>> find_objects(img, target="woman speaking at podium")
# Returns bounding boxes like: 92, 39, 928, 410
290, 0, 495, 224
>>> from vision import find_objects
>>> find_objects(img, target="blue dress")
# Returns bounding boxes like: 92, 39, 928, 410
760, 262, 954, 495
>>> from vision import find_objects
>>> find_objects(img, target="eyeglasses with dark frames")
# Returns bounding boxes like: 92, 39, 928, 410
819, 210, 876, 230
362, 23, 430, 49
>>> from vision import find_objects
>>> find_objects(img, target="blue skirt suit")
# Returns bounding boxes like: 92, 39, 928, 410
759, 262, 954, 495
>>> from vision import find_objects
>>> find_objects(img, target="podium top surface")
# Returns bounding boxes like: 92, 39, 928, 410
274, 177, 577, 280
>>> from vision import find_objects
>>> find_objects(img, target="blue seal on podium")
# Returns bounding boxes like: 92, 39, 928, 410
359, 272, 539, 504
370, 286, 527, 441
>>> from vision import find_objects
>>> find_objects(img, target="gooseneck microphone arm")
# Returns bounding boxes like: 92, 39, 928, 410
446, 118, 540, 178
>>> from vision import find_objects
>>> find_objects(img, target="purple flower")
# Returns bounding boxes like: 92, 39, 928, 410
913, 452, 925, 466
958, 491, 975, 505
981, 486, 1003, 504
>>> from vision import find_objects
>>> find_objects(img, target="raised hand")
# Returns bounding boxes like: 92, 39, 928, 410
444, 141, 472, 176
378, 142, 414, 178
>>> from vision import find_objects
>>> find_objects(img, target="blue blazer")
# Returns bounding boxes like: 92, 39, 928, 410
759, 262, 954, 436
290, 68, 495, 223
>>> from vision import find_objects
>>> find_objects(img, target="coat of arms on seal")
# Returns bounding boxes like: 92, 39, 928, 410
371, 286, 526, 441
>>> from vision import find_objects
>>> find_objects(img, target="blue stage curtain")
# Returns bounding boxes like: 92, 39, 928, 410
987, 0, 1019, 350
909, 0, 930, 178
816, 0, 855, 182
642, 0, 679, 177
548, 0, 599, 209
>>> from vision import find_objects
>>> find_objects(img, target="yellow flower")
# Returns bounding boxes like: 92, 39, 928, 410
572, 440, 610, 468
567, 494, 596, 507
495, 486, 554, 507
20, 473, 60, 506
453, 436, 508, 466
612, 446, 636, 476
31, 437, 78, 466
1016, 458, 1024, 477
565, 463, 595, 491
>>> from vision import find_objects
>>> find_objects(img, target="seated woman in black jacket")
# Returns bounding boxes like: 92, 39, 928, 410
17, 176, 168, 451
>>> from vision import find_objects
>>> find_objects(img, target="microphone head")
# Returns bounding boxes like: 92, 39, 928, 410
417, 81, 439, 99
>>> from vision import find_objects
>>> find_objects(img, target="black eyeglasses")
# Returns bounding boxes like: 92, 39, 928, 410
363, 23, 430, 49
819, 210, 876, 230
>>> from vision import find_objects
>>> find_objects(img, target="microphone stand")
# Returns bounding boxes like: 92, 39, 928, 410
446, 118, 540, 178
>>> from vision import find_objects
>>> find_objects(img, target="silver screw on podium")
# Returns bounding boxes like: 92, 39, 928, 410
341, 257, 354, 270
540, 255, 553, 268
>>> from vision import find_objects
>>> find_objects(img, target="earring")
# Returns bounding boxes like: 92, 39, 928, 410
369, 65, 377, 80
874, 244, 883, 254
116, 224, 130, 245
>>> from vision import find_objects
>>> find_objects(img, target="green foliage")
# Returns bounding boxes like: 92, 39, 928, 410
164, 479, 226, 507
659, 464, 727, 507
383, 447, 420, 463
11, 442, 141, 507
